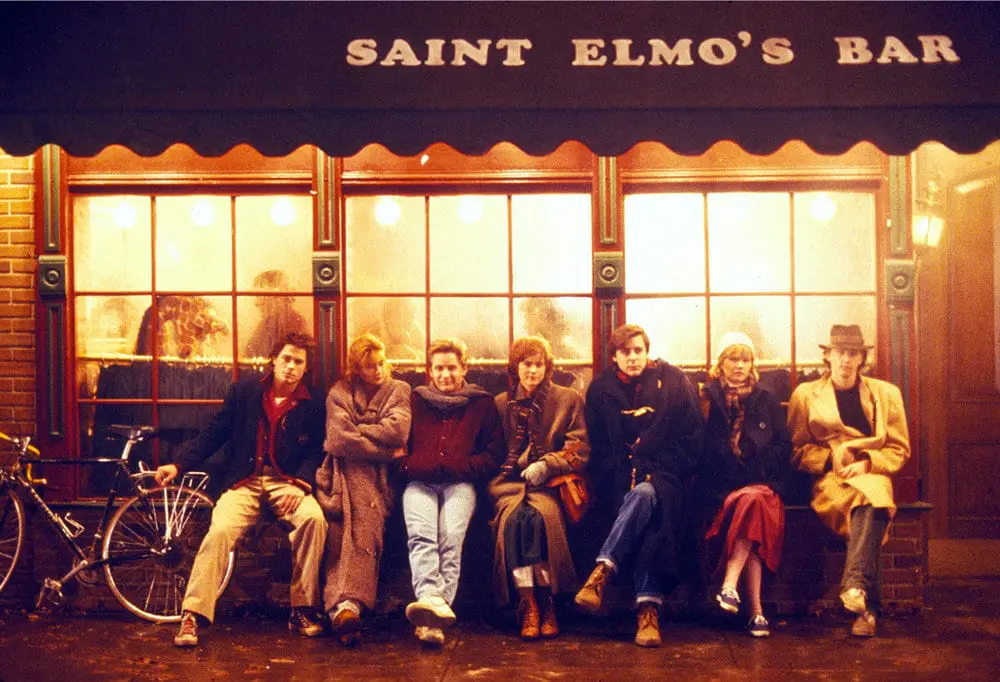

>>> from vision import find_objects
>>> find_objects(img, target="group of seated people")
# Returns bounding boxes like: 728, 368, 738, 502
154, 320, 910, 649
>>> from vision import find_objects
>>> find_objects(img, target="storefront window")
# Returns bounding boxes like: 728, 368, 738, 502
344, 192, 593, 393
72, 192, 314, 495
624, 189, 877, 398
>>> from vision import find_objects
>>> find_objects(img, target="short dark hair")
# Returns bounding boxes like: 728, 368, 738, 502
269, 332, 317, 380
608, 324, 650, 357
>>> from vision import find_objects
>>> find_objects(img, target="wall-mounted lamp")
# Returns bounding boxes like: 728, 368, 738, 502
912, 177, 945, 249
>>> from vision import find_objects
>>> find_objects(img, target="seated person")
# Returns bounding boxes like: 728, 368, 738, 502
787, 324, 910, 638
155, 332, 328, 647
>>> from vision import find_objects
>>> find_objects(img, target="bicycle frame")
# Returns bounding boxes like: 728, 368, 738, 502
2, 427, 211, 607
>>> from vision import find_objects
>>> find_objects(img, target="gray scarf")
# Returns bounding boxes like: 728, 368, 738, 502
414, 382, 490, 412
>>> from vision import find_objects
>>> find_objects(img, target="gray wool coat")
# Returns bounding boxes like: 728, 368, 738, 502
315, 376, 411, 611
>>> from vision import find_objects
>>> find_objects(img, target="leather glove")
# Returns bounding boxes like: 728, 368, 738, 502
521, 461, 549, 486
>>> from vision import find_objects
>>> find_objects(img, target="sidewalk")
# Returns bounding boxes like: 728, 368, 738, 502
1, 578, 998, 681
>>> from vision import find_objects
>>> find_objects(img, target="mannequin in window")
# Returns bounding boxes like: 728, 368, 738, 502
244, 270, 309, 360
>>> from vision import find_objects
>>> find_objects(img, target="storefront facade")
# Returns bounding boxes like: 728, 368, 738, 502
1, 2, 999, 599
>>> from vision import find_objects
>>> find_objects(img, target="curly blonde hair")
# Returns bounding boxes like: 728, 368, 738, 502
709, 343, 759, 383
345, 333, 392, 382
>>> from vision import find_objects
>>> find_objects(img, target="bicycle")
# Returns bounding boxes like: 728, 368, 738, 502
0, 425, 235, 623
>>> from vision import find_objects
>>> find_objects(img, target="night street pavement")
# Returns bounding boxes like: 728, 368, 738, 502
1, 578, 998, 681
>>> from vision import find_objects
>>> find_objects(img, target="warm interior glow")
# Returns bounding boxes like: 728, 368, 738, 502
269, 197, 296, 227
456, 196, 482, 224
374, 196, 401, 226
808, 192, 837, 222
112, 200, 138, 229
912, 213, 945, 248
190, 199, 215, 227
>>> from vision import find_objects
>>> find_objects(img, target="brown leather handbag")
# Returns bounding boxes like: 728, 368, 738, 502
545, 473, 591, 524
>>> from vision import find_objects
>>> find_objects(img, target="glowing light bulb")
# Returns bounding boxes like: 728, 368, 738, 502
270, 198, 296, 227
420, 154, 430, 166
809, 193, 837, 222
457, 196, 482, 224
191, 199, 215, 227
374, 197, 401, 226
112, 200, 138, 230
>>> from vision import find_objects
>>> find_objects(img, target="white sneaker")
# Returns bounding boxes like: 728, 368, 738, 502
840, 587, 868, 615
405, 594, 456, 629
415, 625, 445, 647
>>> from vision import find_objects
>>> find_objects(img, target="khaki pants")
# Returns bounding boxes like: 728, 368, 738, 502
182, 476, 328, 622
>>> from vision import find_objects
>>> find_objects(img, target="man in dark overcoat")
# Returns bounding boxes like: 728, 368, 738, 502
575, 324, 703, 647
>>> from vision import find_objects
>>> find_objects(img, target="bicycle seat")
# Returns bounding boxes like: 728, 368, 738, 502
106, 425, 159, 441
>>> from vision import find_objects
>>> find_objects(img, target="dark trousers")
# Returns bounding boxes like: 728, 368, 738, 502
842, 504, 889, 614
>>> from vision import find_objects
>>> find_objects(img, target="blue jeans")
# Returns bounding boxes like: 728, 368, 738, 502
402, 480, 476, 604
597, 481, 663, 604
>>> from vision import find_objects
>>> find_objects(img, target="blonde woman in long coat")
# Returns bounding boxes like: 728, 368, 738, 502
787, 324, 910, 638
315, 333, 411, 645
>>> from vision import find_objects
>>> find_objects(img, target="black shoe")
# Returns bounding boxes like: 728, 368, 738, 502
288, 607, 325, 637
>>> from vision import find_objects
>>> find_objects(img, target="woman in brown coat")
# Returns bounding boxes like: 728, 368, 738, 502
315, 333, 412, 645
489, 336, 589, 640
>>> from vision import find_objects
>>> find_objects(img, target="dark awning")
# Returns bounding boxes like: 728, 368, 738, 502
2, 1, 999, 157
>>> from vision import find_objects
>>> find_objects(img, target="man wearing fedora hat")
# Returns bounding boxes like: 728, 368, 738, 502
787, 324, 910, 637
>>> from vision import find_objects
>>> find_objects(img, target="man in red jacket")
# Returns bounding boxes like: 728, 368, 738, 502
400, 338, 504, 647
154, 332, 328, 647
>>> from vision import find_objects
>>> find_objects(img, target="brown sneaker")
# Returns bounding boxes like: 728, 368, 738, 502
539, 593, 559, 639
173, 611, 199, 648
574, 562, 612, 614
329, 606, 362, 646
850, 610, 877, 638
634, 603, 661, 648
518, 593, 540, 640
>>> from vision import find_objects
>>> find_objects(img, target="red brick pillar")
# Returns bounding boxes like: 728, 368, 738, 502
0, 150, 36, 436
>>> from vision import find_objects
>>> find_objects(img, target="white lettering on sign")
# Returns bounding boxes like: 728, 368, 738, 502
836, 35, 960, 64
345, 38, 533, 66
346, 35, 960, 68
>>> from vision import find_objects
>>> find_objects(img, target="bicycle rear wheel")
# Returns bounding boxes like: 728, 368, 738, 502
102, 485, 235, 623
0, 486, 25, 595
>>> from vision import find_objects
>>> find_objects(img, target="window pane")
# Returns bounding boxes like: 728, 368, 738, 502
346, 297, 426, 362
708, 193, 790, 292
794, 295, 877, 367
76, 294, 151, 400
624, 193, 705, 293
237, 294, 313, 361
430, 195, 508, 293
134, 295, 232, 362
512, 194, 591, 293
626, 297, 707, 367
155, 196, 233, 292
514, 296, 592, 361
430, 298, 509, 362
709, 296, 792, 364
794, 192, 876, 292
73, 196, 152, 292
235, 196, 314, 292
81, 403, 154, 497
346, 196, 426, 293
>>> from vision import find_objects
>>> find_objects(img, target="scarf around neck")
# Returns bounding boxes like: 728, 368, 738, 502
508, 378, 551, 465
414, 382, 489, 412
722, 376, 756, 457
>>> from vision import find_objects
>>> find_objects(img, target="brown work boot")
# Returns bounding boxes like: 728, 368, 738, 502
634, 602, 662, 648
173, 611, 199, 648
574, 562, 611, 614
518, 593, 540, 640
850, 610, 877, 638
329, 606, 362, 646
538, 591, 559, 639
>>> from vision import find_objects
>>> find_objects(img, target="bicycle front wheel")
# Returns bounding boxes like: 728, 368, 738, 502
0, 486, 25, 596
102, 485, 235, 623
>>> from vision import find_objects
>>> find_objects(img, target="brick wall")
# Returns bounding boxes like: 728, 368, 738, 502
0, 149, 36, 437
1, 500, 929, 618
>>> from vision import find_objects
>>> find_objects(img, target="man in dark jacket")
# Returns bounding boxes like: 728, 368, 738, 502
154, 332, 328, 647
574, 324, 703, 647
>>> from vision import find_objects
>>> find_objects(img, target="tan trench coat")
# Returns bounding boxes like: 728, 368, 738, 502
787, 374, 910, 539
488, 383, 589, 605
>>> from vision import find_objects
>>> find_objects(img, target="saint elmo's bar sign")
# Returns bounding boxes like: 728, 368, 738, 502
1, 1, 999, 156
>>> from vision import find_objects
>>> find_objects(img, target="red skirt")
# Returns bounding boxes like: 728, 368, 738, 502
705, 484, 785, 574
